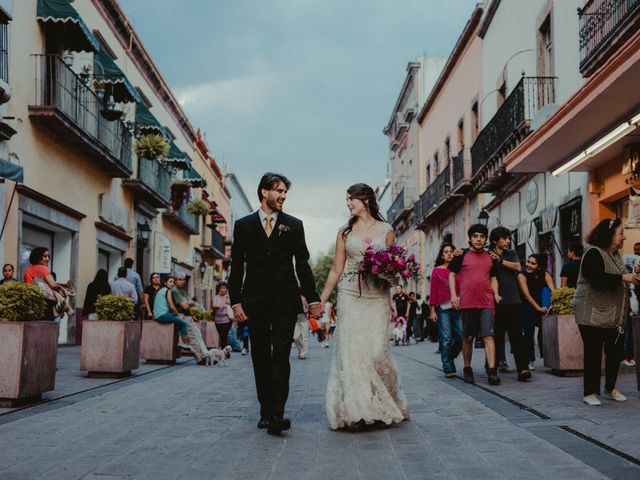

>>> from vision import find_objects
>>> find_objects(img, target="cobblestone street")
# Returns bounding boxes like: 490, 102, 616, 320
1, 339, 639, 479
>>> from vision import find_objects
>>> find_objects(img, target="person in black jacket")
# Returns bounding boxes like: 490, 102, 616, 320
228, 172, 322, 436
82, 269, 111, 320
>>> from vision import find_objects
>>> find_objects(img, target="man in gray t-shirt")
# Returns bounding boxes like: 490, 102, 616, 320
489, 227, 531, 380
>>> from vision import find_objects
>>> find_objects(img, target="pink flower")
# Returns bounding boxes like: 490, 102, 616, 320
371, 265, 380, 275
402, 269, 411, 278
364, 237, 372, 244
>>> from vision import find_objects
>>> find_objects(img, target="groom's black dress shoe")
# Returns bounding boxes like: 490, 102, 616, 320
267, 417, 291, 436
257, 418, 270, 429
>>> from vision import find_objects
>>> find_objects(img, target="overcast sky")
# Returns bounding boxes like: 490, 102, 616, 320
119, 0, 478, 258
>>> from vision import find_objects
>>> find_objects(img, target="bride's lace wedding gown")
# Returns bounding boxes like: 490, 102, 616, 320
325, 223, 410, 430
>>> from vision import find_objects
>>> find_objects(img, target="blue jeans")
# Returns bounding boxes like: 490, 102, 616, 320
155, 312, 188, 337
410, 315, 422, 341
437, 307, 462, 374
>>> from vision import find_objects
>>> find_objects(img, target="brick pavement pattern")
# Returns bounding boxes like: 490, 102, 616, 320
0, 340, 627, 479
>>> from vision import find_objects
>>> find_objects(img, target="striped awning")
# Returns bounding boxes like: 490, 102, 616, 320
163, 141, 190, 170
37, 0, 99, 53
183, 165, 206, 188
134, 103, 166, 135
93, 49, 141, 103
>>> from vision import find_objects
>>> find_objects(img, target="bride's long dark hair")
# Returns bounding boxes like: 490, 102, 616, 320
341, 183, 386, 239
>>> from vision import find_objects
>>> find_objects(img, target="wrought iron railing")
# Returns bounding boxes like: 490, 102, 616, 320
451, 148, 470, 190
579, 0, 640, 68
139, 158, 171, 202
387, 189, 405, 223
176, 202, 199, 231
420, 165, 450, 220
471, 76, 556, 176
31, 54, 133, 170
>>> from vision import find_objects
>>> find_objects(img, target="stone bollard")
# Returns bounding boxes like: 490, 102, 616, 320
140, 321, 180, 364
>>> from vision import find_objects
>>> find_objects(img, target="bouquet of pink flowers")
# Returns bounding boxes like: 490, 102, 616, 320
349, 242, 422, 288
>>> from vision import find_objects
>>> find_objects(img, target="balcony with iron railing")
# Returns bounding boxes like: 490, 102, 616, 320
470, 76, 556, 192
122, 158, 171, 208
387, 189, 405, 224
579, 0, 640, 77
162, 200, 199, 235
451, 148, 472, 194
415, 164, 455, 227
28, 54, 133, 177
204, 225, 227, 259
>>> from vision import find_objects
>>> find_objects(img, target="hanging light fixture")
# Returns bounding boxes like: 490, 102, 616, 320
137, 221, 152, 249
63, 50, 74, 67
478, 208, 490, 226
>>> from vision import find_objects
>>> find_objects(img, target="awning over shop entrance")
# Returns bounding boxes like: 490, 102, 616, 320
37, 0, 100, 53
93, 49, 141, 104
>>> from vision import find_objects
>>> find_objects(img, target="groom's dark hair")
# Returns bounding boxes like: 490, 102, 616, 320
257, 172, 291, 202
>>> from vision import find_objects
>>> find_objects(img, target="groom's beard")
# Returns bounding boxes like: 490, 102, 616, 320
266, 197, 284, 212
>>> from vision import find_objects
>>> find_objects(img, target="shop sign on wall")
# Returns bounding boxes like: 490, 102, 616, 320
526, 181, 539, 215
153, 232, 172, 274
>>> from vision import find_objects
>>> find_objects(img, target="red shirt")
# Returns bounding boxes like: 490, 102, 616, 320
23, 264, 50, 284
448, 249, 496, 309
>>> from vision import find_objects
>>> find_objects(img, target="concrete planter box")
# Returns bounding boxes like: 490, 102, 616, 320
542, 314, 584, 374
80, 321, 140, 378
204, 321, 219, 349
632, 316, 640, 391
140, 320, 179, 364
0, 322, 58, 407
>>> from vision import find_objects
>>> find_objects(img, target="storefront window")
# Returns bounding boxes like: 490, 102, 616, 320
559, 198, 582, 262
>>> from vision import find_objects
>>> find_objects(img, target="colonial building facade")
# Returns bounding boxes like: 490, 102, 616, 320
0, 0, 233, 343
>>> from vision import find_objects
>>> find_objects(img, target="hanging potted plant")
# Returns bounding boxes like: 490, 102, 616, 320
186, 199, 211, 217
541, 288, 584, 374
93, 79, 107, 101
79, 64, 92, 84
0, 282, 57, 407
80, 294, 140, 378
135, 133, 170, 160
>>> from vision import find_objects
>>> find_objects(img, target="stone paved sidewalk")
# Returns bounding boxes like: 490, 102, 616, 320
0, 339, 637, 479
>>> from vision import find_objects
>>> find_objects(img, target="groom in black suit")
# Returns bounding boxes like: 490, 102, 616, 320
229, 172, 323, 435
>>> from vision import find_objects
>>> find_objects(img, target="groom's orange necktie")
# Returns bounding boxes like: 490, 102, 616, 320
264, 215, 273, 237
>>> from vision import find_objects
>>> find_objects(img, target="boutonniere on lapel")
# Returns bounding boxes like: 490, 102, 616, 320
278, 224, 290, 236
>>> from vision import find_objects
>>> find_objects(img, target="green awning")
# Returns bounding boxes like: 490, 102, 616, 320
0, 158, 23, 183
163, 142, 190, 170
93, 50, 141, 104
37, 0, 100, 53
184, 165, 207, 188
134, 103, 165, 135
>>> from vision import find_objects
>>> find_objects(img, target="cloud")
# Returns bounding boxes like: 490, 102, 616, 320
176, 71, 278, 114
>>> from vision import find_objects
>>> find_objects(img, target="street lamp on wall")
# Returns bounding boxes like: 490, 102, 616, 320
198, 261, 207, 276
478, 209, 490, 226
137, 221, 151, 249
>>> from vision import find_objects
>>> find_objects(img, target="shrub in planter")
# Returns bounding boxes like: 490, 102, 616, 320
0, 282, 56, 405
0, 282, 46, 322
550, 288, 576, 315
186, 199, 210, 217
190, 306, 205, 322
203, 310, 214, 322
81, 294, 140, 377
135, 133, 170, 160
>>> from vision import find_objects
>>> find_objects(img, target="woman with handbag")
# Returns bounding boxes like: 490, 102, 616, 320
23, 247, 61, 322
213, 281, 233, 349
574, 218, 635, 406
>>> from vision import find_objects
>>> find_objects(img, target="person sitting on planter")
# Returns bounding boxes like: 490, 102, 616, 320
143, 273, 161, 320
82, 269, 111, 320
574, 218, 637, 406
0, 263, 17, 285
109, 267, 138, 305
170, 273, 195, 315
153, 275, 189, 346
23, 247, 62, 322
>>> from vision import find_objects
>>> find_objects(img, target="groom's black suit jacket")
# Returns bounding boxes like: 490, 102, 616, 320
228, 211, 320, 314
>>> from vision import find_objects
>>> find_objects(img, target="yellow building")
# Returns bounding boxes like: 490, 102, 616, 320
0, 0, 231, 343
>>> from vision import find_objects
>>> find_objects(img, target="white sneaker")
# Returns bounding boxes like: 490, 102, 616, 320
323, 342, 329, 348
604, 388, 627, 402
528, 362, 536, 371
241, 348, 248, 356
583, 394, 602, 406
622, 359, 636, 367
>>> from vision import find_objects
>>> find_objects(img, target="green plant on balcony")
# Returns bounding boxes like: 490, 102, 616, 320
549, 288, 576, 315
95, 294, 135, 321
0, 282, 46, 322
135, 133, 170, 160
186, 199, 211, 217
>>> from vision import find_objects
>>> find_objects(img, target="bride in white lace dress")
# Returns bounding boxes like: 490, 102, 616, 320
320, 183, 409, 430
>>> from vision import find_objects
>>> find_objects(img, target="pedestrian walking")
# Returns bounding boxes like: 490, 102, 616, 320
573, 218, 635, 406
560, 242, 583, 288
294, 294, 311, 359
518, 254, 555, 370
0, 263, 17, 285
392, 285, 411, 342
82, 269, 111, 320
448, 224, 501, 386
109, 267, 138, 304
142, 273, 161, 320
429, 243, 462, 378
489, 227, 531, 381
408, 292, 421, 342
212, 281, 233, 349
